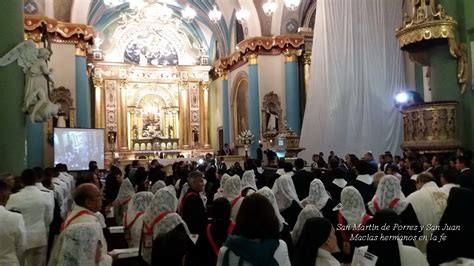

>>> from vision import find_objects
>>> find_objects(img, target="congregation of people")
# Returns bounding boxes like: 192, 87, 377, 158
1, 148, 474, 266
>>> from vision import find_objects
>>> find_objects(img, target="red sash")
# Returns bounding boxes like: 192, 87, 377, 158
230, 195, 242, 207
373, 198, 400, 212
123, 212, 144, 229
206, 221, 236, 255
142, 211, 172, 248
120, 197, 131, 206
179, 192, 199, 212
338, 211, 371, 242
60, 210, 95, 232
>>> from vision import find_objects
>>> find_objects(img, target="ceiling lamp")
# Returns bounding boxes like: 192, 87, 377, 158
262, 0, 277, 16
181, 5, 196, 23
236, 8, 250, 24
284, 0, 301, 11
208, 5, 222, 24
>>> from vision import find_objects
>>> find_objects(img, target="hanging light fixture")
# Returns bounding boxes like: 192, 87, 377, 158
181, 5, 197, 23
236, 8, 250, 24
208, 5, 222, 24
284, 0, 301, 11
262, 0, 277, 16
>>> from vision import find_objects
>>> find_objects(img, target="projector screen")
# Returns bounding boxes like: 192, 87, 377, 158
54, 128, 104, 171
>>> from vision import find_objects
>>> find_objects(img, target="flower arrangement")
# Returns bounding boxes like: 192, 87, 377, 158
238, 130, 255, 146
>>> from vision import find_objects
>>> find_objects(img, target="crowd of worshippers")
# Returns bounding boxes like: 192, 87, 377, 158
0, 149, 473, 266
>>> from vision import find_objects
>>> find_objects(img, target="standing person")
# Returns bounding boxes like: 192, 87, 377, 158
0, 180, 26, 265
292, 158, 315, 200
104, 166, 122, 203
406, 173, 447, 253
272, 173, 303, 230
293, 217, 340, 266
241, 170, 257, 197
291, 205, 322, 245
347, 160, 375, 205
256, 144, 263, 162
223, 143, 231, 155
113, 178, 135, 226
6, 169, 53, 266
148, 159, 165, 184
181, 171, 207, 235
439, 168, 460, 195
353, 209, 428, 266
197, 198, 235, 266
301, 179, 338, 220
0, 172, 15, 190
456, 155, 474, 190
123, 192, 153, 248
217, 194, 291, 266
223, 175, 243, 220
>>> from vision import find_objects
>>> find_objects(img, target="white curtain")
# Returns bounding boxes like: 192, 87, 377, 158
300, 0, 405, 161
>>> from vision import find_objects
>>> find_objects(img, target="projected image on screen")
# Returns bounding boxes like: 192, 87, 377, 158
54, 128, 104, 171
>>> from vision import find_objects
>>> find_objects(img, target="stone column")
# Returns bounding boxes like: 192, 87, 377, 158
179, 81, 190, 149
117, 79, 129, 151
247, 54, 260, 159
284, 49, 302, 134
222, 75, 231, 146
0, 1, 26, 173
302, 53, 311, 111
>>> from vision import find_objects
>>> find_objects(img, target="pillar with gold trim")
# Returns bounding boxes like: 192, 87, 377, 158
93, 78, 105, 129
117, 79, 129, 151
284, 49, 302, 135
76, 42, 92, 128
200, 81, 211, 148
247, 53, 260, 158
179, 81, 190, 149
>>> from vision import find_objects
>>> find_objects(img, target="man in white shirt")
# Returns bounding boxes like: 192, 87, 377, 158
52, 168, 69, 216
407, 173, 447, 253
0, 180, 26, 266
6, 169, 53, 266
440, 168, 460, 195
33, 167, 55, 213
56, 164, 75, 210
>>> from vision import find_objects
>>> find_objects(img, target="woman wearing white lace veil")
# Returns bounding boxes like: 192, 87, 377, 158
57, 222, 112, 266
124, 191, 153, 248
292, 205, 322, 245
113, 178, 135, 225
241, 170, 257, 196
150, 180, 166, 194
213, 173, 231, 200
301, 179, 338, 219
337, 186, 372, 263
223, 175, 243, 220
368, 175, 420, 246
142, 186, 190, 264
272, 176, 303, 230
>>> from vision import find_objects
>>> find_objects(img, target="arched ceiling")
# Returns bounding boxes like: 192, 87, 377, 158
25, 0, 317, 62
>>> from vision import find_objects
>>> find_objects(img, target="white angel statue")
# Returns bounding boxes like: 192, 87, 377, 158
0, 40, 59, 122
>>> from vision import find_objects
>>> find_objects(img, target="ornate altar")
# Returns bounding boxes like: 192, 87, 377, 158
401, 101, 461, 153
273, 122, 305, 159
261, 92, 284, 141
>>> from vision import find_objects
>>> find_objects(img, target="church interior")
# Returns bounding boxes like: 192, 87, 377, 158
1, 0, 474, 266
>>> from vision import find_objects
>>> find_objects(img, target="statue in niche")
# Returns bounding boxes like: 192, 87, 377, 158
266, 104, 279, 132
0, 40, 59, 122
192, 128, 199, 143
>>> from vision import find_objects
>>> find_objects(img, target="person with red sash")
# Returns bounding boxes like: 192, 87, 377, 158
48, 184, 110, 266
223, 175, 243, 220
197, 197, 235, 266
142, 186, 190, 265
367, 175, 421, 246
123, 191, 153, 248
113, 178, 135, 226
181, 171, 207, 235
333, 186, 372, 264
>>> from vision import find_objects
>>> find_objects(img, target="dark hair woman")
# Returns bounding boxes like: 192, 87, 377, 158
293, 217, 338, 266
197, 197, 235, 265
217, 193, 291, 266
104, 165, 122, 202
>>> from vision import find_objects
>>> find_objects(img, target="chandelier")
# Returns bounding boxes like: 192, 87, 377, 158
181, 5, 196, 23
208, 5, 222, 24
262, 0, 277, 16
236, 8, 250, 24
284, 0, 301, 11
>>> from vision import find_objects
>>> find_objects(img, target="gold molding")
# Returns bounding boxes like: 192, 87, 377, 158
247, 53, 258, 65
283, 49, 302, 62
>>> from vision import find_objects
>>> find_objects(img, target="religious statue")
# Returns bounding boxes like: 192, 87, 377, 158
167, 125, 174, 138
0, 40, 59, 122
266, 106, 279, 132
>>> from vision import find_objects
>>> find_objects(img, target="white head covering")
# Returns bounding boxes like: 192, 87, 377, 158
151, 180, 166, 194
340, 186, 367, 226
302, 179, 330, 210
272, 176, 302, 211
257, 187, 286, 231
142, 186, 189, 264
292, 205, 323, 245
223, 175, 241, 201
241, 170, 257, 191
178, 183, 189, 209
214, 173, 231, 200
126, 191, 154, 219
57, 222, 103, 266
116, 178, 135, 204
368, 175, 408, 215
